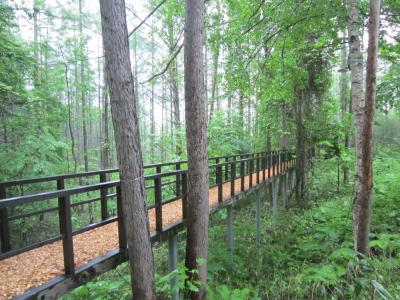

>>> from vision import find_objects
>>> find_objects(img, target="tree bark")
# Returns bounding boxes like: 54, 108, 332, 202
100, 62, 110, 170
348, 0, 365, 248
354, 0, 380, 255
99, 1, 156, 298
184, 0, 209, 298
340, 31, 349, 184
79, 0, 89, 172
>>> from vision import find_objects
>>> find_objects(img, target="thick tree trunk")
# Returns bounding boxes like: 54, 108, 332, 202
184, 0, 209, 298
348, 0, 365, 248
99, 1, 156, 298
354, 0, 380, 255
295, 89, 307, 208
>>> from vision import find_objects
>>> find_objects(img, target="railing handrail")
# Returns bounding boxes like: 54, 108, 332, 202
0, 151, 270, 188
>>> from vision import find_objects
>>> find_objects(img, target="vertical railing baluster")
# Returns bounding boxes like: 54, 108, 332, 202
240, 159, 245, 191
99, 173, 108, 220
116, 184, 127, 250
249, 157, 253, 187
230, 162, 235, 196
182, 173, 187, 220
263, 153, 266, 181
256, 155, 260, 184
216, 165, 223, 203
175, 163, 181, 198
57, 179, 74, 275
0, 184, 10, 253
155, 166, 163, 232
225, 157, 229, 181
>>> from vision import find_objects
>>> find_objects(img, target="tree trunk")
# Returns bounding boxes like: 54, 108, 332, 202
184, 0, 209, 298
99, 1, 156, 298
79, 0, 89, 172
100, 62, 110, 170
354, 0, 380, 255
348, 0, 365, 248
65, 65, 78, 173
167, 20, 182, 157
340, 31, 349, 184
295, 89, 307, 208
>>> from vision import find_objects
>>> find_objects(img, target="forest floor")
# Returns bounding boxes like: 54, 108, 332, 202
64, 147, 400, 299
0, 165, 287, 299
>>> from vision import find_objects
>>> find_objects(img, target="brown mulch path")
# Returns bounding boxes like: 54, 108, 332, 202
0, 165, 287, 299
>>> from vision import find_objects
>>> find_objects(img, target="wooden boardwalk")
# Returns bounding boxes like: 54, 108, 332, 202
0, 165, 289, 299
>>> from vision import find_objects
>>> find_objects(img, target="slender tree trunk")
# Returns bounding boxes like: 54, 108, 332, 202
150, 29, 155, 163
65, 65, 78, 173
33, 0, 40, 87
340, 31, 349, 184
348, 0, 365, 247
354, 0, 380, 255
184, 0, 209, 298
79, 0, 89, 172
208, 42, 220, 124
167, 20, 182, 156
100, 63, 110, 170
99, 1, 156, 298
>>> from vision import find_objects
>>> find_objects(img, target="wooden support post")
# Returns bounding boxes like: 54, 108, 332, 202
175, 163, 181, 197
283, 173, 288, 209
271, 178, 278, 217
116, 185, 127, 250
256, 190, 261, 248
262, 154, 266, 181
256, 156, 260, 184
182, 172, 188, 220
217, 165, 223, 203
99, 173, 108, 220
0, 184, 10, 253
168, 233, 179, 300
230, 162, 236, 197
154, 168, 163, 232
240, 160, 245, 191
225, 157, 229, 181
249, 158, 253, 187
227, 205, 233, 258
57, 179, 75, 275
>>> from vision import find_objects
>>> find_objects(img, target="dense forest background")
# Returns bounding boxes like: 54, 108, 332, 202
1, 0, 398, 182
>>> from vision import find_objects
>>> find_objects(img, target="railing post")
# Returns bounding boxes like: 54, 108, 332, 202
256, 155, 260, 184
182, 173, 188, 220
57, 179, 75, 275
262, 153, 266, 181
175, 163, 181, 197
230, 162, 236, 197
225, 157, 229, 181
240, 159, 245, 191
116, 185, 127, 250
249, 158, 253, 187
217, 165, 223, 203
0, 184, 11, 253
99, 173, 108, 220
154, 170, 163, 233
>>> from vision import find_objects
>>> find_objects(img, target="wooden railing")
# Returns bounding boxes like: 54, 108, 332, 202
0, 150, 296, 268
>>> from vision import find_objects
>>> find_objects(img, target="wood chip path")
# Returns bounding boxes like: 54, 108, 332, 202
0, 166, 287, 299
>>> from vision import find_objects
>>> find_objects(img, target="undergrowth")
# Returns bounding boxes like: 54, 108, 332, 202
63, 147, 400, 299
